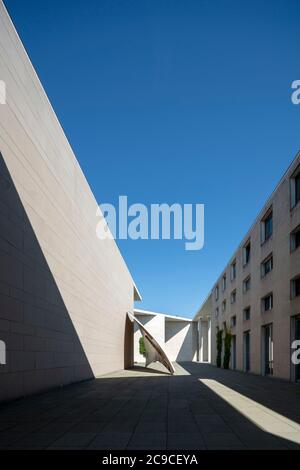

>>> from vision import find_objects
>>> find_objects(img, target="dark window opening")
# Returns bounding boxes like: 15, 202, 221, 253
262, 255, 273, 277
262, 293, 273, 312
244, 307, 251, 321
244, 241, 251, 265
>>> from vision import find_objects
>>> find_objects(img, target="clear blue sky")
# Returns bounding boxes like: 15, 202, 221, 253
4, 0, 300, 318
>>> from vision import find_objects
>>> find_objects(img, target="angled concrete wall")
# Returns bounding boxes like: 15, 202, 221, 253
134, 310, 197, 363
134, 313, 165, 363
0, 1, 137, 402
164, 320, 197, 362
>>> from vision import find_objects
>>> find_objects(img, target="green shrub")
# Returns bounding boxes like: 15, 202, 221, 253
139, 336, 146, 357
223, 328, 232, 369
216, 329, 223, 368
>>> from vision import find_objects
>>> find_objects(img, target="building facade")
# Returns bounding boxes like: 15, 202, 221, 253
0, 1, 140, 402
201, 152, 300, 381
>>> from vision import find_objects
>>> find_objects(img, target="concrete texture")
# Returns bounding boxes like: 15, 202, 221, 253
0, 0, 137, 402
0, 362, 300, 450
165, 319, 197, 362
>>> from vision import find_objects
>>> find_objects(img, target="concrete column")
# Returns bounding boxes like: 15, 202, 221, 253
198, 320, 203, 362
208, 318, 211, 363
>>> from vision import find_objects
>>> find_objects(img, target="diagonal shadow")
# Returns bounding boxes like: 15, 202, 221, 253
165, 320, 197, 361
0, 151, 94, 403
180, 362, 300, 447
128, 364, 170, 375
181, 362, 300, 425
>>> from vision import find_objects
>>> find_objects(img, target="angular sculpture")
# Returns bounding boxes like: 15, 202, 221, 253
127, 312, 175, 375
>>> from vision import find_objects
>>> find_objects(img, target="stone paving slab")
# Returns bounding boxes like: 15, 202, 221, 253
0, 362, 299, 449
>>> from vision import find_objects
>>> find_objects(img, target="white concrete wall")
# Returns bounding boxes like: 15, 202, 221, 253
194, 294, 213, 364
199, 320, 209, 362
0, 1, 136, 402
165, 321, 197, 362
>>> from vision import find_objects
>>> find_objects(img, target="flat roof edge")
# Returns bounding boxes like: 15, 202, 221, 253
134, 308, 194, 322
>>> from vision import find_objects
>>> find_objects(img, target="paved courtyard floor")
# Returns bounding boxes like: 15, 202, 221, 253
1, 362, 300, 450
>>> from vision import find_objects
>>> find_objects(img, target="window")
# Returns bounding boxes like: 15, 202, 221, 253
291, 168, 300, 209
261, 254, 273, 277
243, 275, 251, 293
243, 240, 251, 265
230, 289, 236, 304
261, 208, 273, 243
291, 276, 300, 299
230, 260, 236, 281
244, 307, 251, 321
243, 331, 250, 372
262, 324, 273, 376
230, 316, 236, 328
296, 279, 300, 297
290, 225, 300, 252
215, 285, 219, 301
222, 274, 227, 291
296, 173, 300, 206
262, 293, 273, 312
215, 307, 219, 318
222, 300, 226, 313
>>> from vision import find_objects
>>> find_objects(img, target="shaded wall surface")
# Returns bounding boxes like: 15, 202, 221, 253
0, 1, 135, 402
134, 313, 197, 363
165, 321, 197, 362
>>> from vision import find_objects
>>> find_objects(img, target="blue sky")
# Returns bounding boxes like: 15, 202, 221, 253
4, 0, 300, 318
